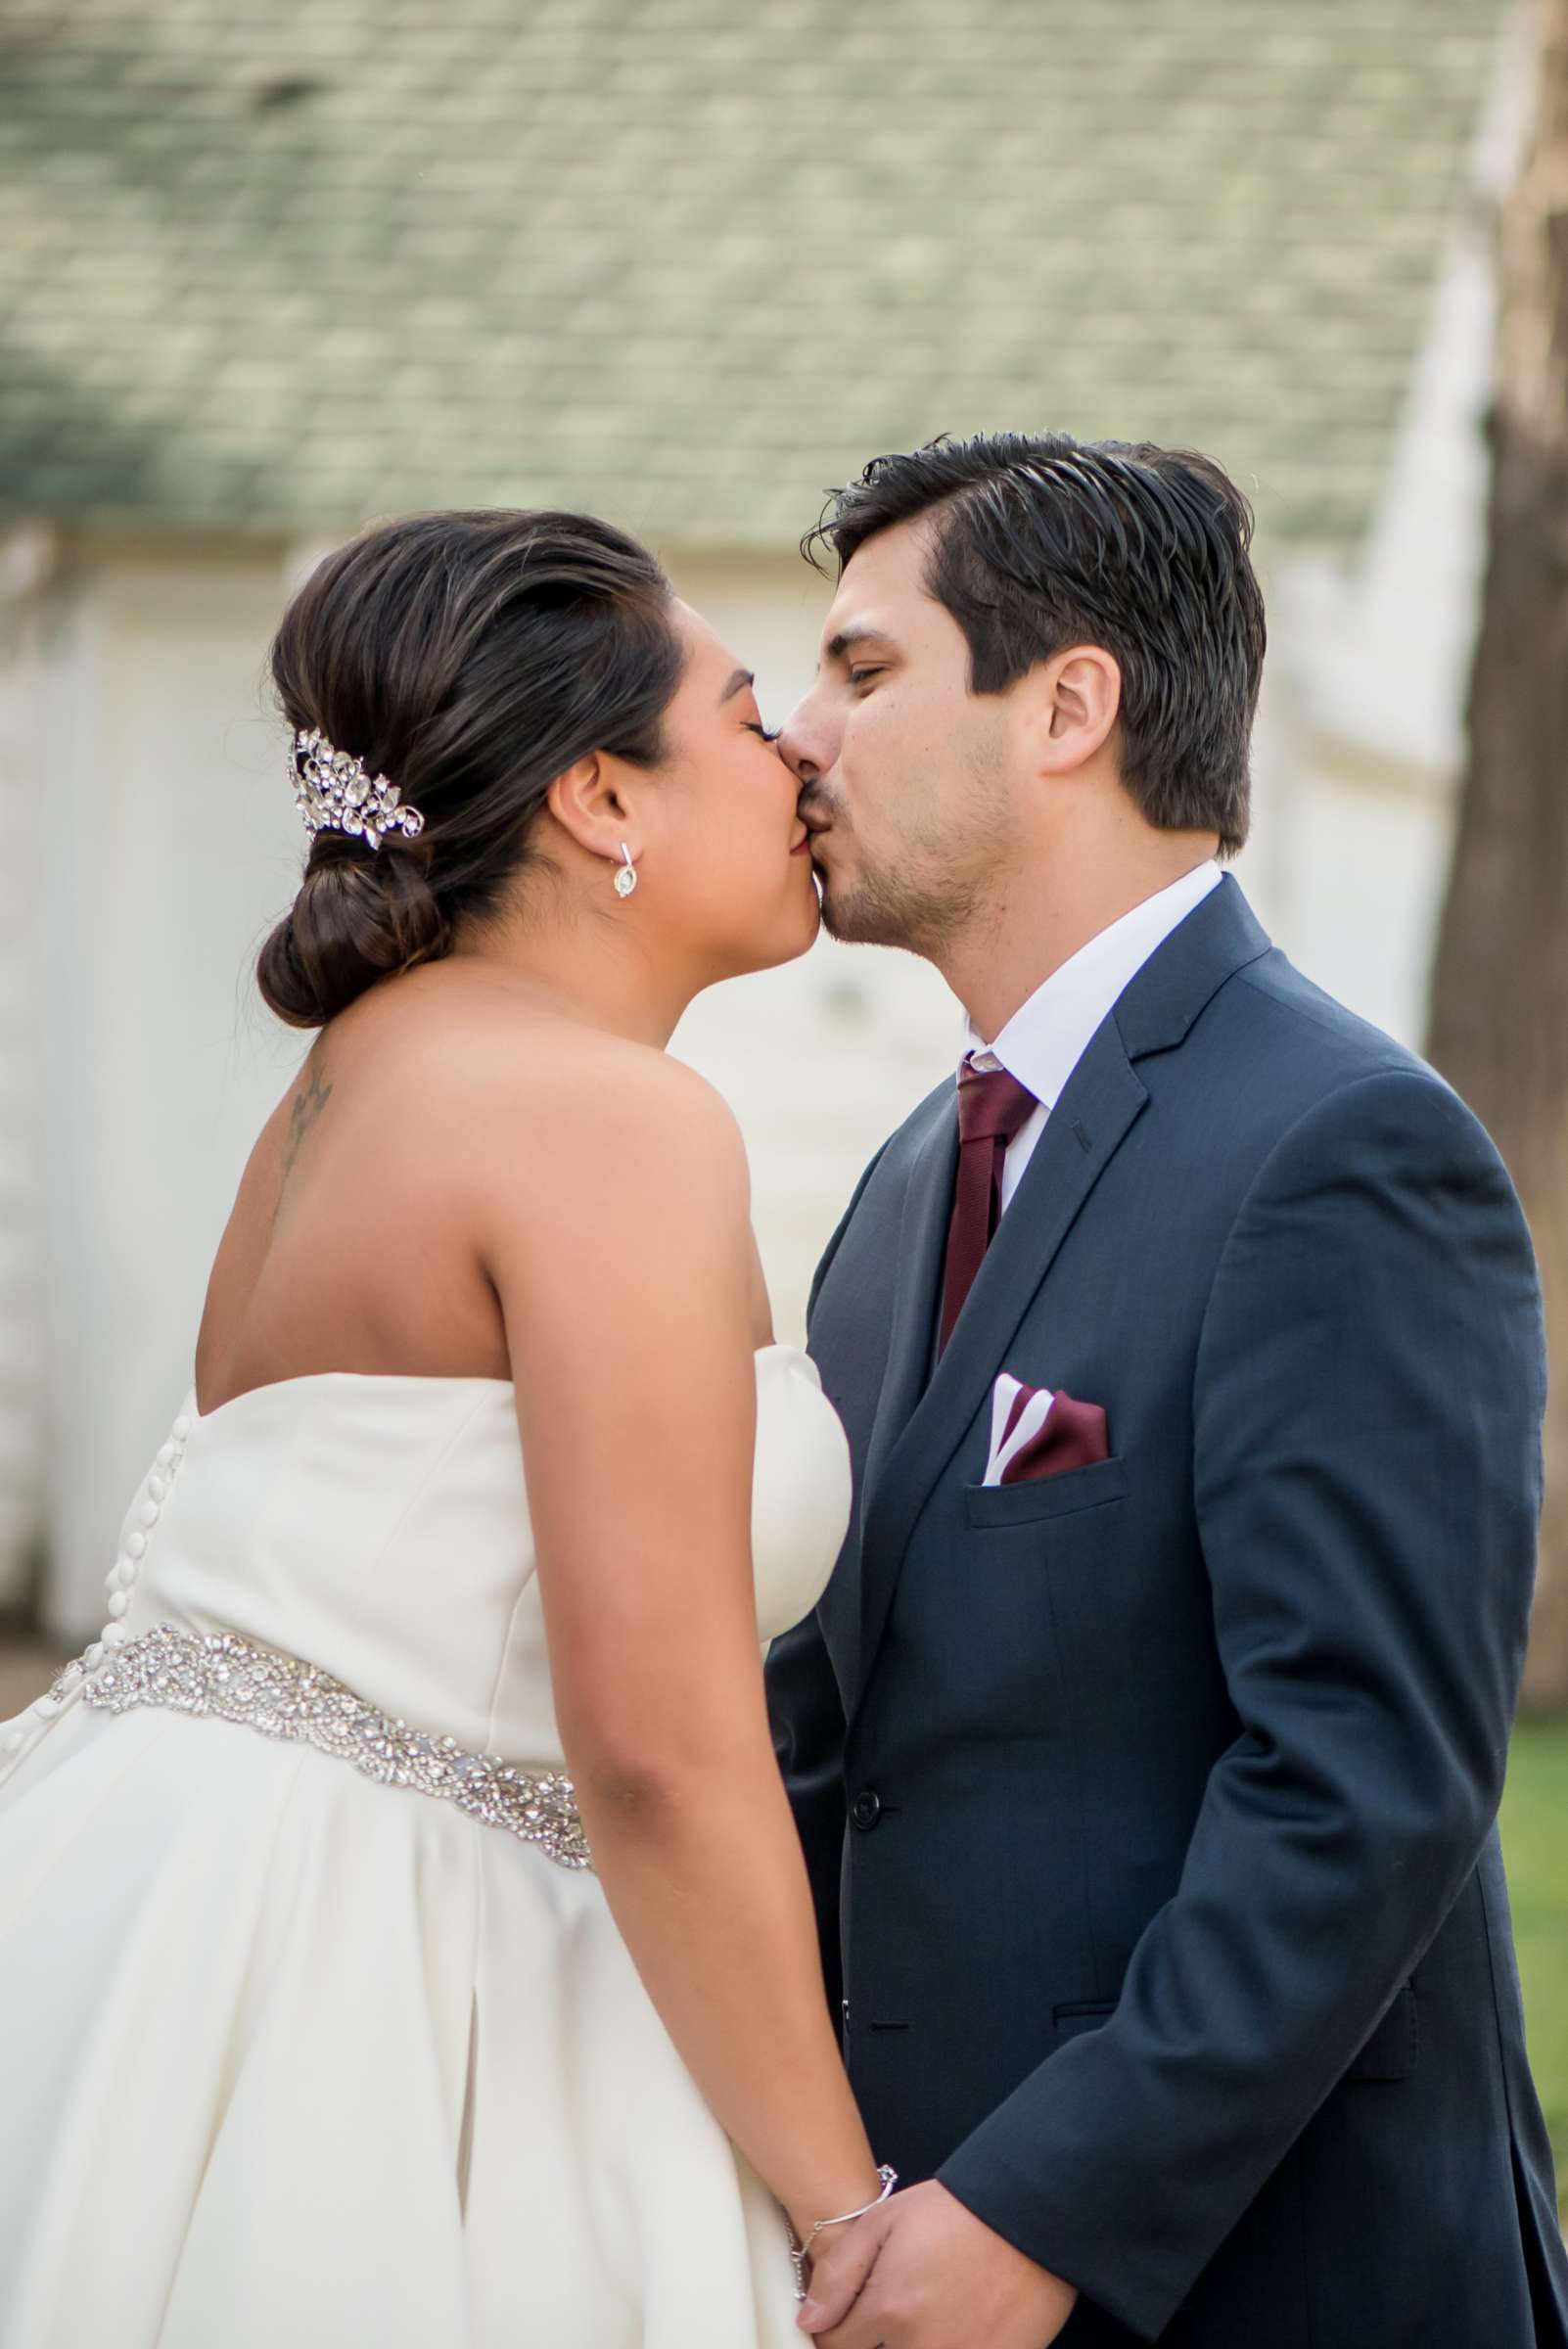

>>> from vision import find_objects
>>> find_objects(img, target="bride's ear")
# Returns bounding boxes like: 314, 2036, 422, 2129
545, 754, 645, 865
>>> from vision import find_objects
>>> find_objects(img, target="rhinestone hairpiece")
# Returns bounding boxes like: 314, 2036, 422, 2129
291, 726, 426, 852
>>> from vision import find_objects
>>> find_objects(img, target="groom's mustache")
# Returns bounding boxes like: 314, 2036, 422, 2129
796, 791, 838, 835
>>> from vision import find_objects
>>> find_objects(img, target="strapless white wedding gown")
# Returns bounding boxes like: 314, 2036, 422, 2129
0, 1348, 852, 2349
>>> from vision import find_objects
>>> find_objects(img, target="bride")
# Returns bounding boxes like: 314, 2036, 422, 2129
0, 508, 893, 2346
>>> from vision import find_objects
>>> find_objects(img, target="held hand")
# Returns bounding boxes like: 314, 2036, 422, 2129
798, 2180, 1078, 2349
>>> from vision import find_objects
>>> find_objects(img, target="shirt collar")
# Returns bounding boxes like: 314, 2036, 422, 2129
960, 861, 1222, 1110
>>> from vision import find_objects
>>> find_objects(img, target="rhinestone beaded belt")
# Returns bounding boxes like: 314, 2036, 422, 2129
76, 1621, 595, 1871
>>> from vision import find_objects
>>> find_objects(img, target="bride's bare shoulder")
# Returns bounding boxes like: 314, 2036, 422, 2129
386, 990, 750, 1216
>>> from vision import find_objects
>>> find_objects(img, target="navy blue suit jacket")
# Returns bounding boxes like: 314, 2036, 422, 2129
765, 877, 1568, 2347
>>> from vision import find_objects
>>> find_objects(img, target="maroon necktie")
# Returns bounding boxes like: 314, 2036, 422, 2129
938, 1057, 1038, 1354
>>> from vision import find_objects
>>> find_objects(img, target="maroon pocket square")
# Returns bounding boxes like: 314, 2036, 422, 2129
984, 1373, 1110, 1486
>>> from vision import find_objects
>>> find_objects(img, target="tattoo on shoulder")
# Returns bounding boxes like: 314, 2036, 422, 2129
282, 1062, 334, 1176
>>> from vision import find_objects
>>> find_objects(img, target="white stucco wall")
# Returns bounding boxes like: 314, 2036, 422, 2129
0, 529, 53, 1608
36, 541, 305, 1635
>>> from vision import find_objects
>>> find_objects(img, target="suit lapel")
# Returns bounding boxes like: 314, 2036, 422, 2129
846, 874, 1272, 1733
858, 1088, 958, 1517
851, 1021, 1147, 1730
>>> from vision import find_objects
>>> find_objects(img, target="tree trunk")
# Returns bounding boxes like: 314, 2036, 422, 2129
1428, 0, 1568, 1710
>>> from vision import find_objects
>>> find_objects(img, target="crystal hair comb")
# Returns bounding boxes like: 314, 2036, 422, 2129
291, 727, 426, 851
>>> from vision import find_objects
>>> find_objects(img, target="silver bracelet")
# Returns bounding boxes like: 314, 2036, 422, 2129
783, 2166, 899, 2301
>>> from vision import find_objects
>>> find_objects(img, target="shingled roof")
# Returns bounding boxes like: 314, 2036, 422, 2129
0, 0, 1506, 552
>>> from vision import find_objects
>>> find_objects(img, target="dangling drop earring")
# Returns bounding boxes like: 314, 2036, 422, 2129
614, 843, 639, 899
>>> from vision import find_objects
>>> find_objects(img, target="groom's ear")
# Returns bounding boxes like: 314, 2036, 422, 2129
1030, 645, 1122, 775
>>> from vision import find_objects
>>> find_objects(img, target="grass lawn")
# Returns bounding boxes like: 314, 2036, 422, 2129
1499, 1715, 1568, 2221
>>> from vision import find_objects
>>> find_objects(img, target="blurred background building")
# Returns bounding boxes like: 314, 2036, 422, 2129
0, 0, 1527, 1634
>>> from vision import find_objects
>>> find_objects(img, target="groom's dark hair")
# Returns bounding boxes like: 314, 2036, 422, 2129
804, 432, 1266, 856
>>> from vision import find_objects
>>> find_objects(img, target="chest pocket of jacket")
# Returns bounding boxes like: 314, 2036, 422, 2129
964, 1455, 1130, 1529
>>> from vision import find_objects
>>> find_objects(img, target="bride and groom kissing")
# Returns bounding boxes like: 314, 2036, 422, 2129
0, 431, 1563, 2349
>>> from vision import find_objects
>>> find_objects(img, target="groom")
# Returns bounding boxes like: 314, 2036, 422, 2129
763, 433, 1568, 2348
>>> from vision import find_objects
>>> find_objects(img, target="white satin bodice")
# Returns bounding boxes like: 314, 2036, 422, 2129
0, 1342, 854, 2346
120, 1343, 851, 1767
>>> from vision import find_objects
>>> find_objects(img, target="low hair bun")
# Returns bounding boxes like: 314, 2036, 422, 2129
255, 832, 450, 1030
258, 507, 685, 1029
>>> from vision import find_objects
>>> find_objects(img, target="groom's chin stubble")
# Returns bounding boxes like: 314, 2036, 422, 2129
817, 869, 951, 958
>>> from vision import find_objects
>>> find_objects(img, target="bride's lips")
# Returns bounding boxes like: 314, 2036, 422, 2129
790, 826, 812, 856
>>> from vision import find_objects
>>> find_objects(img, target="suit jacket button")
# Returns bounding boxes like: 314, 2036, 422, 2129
851, 1788, 882, 1829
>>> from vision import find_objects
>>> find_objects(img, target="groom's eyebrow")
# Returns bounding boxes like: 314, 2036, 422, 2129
823, 627, 889, 664
718, 668, 755, 704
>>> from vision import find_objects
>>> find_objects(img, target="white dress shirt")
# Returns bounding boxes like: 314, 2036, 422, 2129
961, 861, 1222, 1216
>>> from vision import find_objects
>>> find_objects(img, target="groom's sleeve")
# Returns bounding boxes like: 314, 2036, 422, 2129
764, 1136, 892, 2035
766, 1607, 846, 2031
934, 1066, 1546, 2340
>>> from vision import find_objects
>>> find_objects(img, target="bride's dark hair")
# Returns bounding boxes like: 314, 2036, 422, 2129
257, 508, 684, 1028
